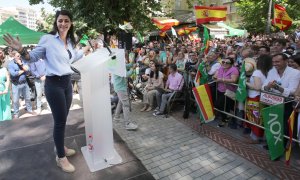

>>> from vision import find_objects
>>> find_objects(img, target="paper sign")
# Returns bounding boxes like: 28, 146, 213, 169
260, 92, 284, 105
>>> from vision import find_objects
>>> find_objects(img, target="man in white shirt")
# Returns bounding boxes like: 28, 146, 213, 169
263, 53, 300, 144
205, 51, 221, 81
263, 53, 300, 97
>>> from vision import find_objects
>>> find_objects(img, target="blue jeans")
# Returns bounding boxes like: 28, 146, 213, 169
45, 75, 72, 158
34, 78, 45, 109
12, 82, 32, 116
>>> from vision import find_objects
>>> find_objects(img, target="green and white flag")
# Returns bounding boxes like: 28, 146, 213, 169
136, 32, 144, 43
171, 27, 178, 38
262, 103, 285, 160
236, 62, 247, 102
79, 34, 89, 46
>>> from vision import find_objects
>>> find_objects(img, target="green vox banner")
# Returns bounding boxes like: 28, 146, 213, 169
262, 103, 285, 160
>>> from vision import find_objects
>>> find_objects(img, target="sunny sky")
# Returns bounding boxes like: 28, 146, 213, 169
0, 0, 54, 12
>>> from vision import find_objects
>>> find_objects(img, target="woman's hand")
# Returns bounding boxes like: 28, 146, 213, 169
82, 45, 91, 54
3, 33, 23, 51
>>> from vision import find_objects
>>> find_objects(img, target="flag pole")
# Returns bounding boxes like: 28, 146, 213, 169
266, 0, 273, 34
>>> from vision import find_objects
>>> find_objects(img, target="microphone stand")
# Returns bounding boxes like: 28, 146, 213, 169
100, 38, 116, 59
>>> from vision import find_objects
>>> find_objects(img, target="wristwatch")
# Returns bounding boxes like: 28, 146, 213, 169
19, 47, 27, 56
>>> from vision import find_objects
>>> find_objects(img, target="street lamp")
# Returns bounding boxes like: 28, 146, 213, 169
266, 0, 273, 34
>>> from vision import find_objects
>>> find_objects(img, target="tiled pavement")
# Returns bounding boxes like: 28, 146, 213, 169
113, 102, 278, 180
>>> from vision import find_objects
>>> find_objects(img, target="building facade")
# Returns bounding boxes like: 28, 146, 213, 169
0, 7, 38, 30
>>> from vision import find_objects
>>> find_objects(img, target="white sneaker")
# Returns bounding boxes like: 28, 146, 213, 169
56, 156, 75, 173
54, 146, 76, 157
125, 122, 138, 130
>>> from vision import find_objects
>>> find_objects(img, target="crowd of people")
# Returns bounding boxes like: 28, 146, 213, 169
1, 12, 300, 171
116, 30, 300, 148
0, 47, 47, 120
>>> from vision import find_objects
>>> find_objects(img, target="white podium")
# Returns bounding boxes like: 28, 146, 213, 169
72, 48, 126, 172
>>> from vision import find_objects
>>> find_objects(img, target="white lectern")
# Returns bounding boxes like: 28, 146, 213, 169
72, 48, 126, 172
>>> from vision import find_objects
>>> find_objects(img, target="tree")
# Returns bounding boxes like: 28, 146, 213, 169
36, 8, 54, 33
29, 0, 164, 34
236, 0, 300, 33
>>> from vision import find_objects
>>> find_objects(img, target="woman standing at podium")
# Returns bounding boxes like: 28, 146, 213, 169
3, 10, 90, 173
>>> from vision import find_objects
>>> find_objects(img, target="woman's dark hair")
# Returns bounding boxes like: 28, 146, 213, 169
256, 55, 273, 77
291, 54, 300, 67
150, 64, 160, 79
169, 63, 177, 71
49, 10, 76, 47
224, 57, 235, 64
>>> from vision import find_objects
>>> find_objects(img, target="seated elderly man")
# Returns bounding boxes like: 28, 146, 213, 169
154, 64, 184, 116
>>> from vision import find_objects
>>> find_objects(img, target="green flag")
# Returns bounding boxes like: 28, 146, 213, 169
262, 104, 285, 160
201, 26, 209, 54
79, 34, 89, 46
235, 62, 247, 102
194, 61, 208, 86
136, 32, 144, 43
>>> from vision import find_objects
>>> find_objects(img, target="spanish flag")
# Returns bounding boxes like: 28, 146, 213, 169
194, 6, 227, 25
273, 4, 292, 31
285, 110, 295, 165
152, 18, 180, 32
192, 84, 215, 123
177, 27, 198, 36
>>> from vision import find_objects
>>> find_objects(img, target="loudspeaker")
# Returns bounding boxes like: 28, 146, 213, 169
118, 31, 132, 50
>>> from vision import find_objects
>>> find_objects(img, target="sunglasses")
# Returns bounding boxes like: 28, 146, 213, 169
222, 60, 232, 64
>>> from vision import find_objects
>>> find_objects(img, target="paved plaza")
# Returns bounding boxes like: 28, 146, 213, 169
114, 101, 279, 180
1, 95, 300, 179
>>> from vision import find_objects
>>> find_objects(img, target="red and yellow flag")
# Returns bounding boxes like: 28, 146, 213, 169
194, 6, 227, 25
152, 18, 179, 32
285, 110, 295, 165
177, 27, 198, 36
159, 31, 166, 37
273, 4, 292, 31
192, 84, 215, 123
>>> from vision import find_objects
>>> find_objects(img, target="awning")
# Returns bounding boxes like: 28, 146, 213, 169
0, 16, 45, 45
203, 24, 227, 32
217, 22, 246, 37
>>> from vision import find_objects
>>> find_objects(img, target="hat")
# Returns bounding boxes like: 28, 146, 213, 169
244, 58, 256, 75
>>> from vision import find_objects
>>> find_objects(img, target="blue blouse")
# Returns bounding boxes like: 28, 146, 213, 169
29, 33, 83, 76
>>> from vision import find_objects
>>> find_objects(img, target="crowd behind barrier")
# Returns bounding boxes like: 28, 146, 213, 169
1, 29, 300, 163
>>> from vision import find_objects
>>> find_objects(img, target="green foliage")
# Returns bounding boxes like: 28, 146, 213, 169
186, 0, 203, 9
29, 0, 163, 34
36, 8, 54, 33
236, 0, 300, 33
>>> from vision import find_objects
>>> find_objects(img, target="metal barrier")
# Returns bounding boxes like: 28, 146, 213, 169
209, 80, 300, 143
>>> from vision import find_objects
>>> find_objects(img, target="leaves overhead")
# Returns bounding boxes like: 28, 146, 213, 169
236, 0, 300, 33
29, 0, 163, 33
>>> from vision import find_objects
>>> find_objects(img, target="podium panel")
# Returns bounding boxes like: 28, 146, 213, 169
72, 48, 125, 172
